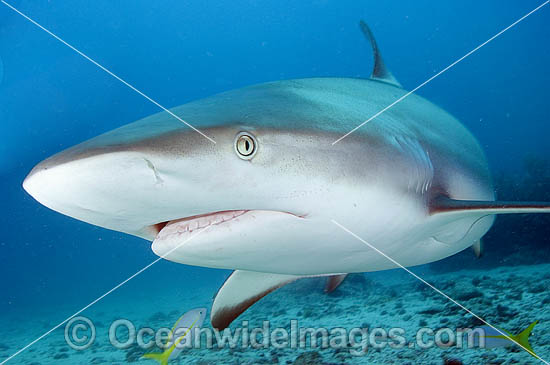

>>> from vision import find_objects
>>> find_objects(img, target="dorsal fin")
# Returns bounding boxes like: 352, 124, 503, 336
359, 20, 401, 87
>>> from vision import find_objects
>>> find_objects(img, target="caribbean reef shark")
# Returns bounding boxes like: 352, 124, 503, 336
23, 22, 550, 330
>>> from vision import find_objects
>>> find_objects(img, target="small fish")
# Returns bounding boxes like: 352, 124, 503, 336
142, 307, 207, 365
477, 321, 539, 359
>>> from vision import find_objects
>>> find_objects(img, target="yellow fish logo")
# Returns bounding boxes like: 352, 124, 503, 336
142, 308, 207, 365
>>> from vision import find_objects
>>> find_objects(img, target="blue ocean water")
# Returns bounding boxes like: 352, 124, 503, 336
1, 1, 549, 364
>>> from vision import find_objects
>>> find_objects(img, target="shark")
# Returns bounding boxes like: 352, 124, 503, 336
23, 22, 550, 330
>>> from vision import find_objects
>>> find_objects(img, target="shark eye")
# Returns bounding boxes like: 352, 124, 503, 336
235, 132, 257, 159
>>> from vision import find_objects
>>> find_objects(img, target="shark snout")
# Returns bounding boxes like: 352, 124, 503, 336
22, 149, 168, 235
23, 158, 66, 208
22, 164, 41, 196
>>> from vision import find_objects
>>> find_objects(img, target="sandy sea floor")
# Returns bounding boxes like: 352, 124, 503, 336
1, 263, 549, 365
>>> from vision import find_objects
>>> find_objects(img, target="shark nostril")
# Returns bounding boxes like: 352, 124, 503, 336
143, 158, 164, 185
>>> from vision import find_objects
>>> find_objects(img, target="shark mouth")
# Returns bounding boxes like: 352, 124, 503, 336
149, 209, 310, 275
150, 209, 305, 242
152, 210, 249, 241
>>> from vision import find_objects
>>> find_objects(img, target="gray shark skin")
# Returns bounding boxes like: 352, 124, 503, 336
23, 22, 550, 329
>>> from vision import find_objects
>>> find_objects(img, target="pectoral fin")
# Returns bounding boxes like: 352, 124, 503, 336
430, 197, 550, 217
325, 274, 348, 293
211, 270, 320, 330
515, 320, 539, 359
430, 197, 550, 246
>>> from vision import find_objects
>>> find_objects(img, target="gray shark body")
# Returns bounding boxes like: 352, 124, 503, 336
23, 23, 550, 329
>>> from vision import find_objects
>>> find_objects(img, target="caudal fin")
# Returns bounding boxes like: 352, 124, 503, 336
142, 352, 170, 365
482, 321, 539, 359
513, 321, 539, 359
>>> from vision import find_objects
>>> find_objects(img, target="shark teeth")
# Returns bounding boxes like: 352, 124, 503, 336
156, 210, 248, 240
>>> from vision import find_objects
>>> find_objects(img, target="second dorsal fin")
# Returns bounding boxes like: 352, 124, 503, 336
359, 20, 401, 87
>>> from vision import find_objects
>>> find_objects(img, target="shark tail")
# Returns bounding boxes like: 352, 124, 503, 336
142, 352, 170, 365
513, 321, 539, 359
